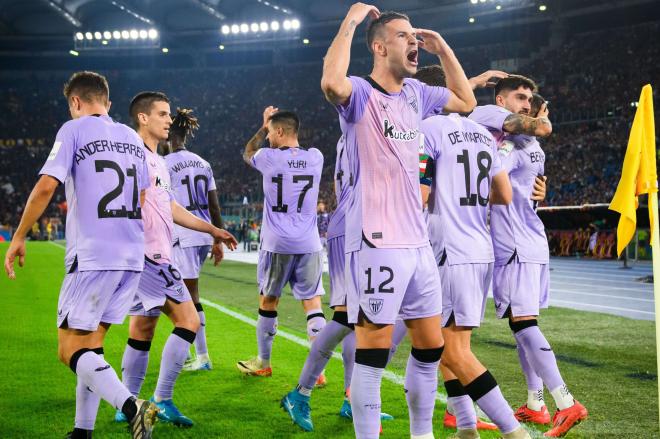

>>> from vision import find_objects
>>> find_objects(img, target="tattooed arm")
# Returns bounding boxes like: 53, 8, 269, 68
243, 106, 278, 164
321, 3, 380, 105
502, 103, 552, 137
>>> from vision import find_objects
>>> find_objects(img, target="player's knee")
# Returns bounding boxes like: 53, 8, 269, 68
307, 311, 326, 338
440, 346, 465, 371
259, 295, 278, 311
410, 346, 444, 363
508, 318, 538, 333
180, 310, 200, 333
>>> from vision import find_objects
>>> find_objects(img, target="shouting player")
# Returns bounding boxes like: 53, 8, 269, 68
4, 71, 157, 438
165, 108, 225, 372
116, 92, 236, 427
470, 78, 588, 437
237, 107, 326, 378
321, 3, 478, 438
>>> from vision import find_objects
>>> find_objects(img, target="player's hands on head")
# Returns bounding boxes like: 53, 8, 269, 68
346, 3, 380, 25
415, 29, 448, 56
212, 228, 238, 251
531, 175, 548, 201
262, 106, 279, 129
469, 70, 508, 90
211, 241, 224, 266
4, 238, 26, 280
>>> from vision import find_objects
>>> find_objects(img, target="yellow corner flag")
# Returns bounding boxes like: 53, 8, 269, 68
609, 84, 657, 256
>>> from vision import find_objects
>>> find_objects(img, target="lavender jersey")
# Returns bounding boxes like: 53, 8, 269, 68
326, 135, 350, 240
422, 114, 503, 264
165, 149, 216, 248
337, 76, 450, 252
491, 134, 549, 264
143, 148, 175, 264
250, 146, 324, 254
468, 104, 511, 145
39, 115, 150, 272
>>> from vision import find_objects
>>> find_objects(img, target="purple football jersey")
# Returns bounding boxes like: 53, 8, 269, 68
337, 76, 450, 252
250, 146, 324, 254
467, 104, 511, 145
421, 114, 503, 264
490, 134, 549, 265
165, 149, 217, 248
143, 148, 175, 263
327, 135, 350, 240
39, 114, 150, 271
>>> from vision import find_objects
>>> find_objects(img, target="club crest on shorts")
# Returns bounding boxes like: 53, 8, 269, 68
369, 298, 384, 315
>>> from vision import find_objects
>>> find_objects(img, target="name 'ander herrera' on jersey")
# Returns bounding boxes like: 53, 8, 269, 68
74, 138, 145, 164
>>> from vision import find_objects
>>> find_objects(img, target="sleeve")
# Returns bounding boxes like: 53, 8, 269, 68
468, 105, 511, 132
335, 76, 371, 123
39, 122, 76, 183
250, 148, 270, 171
489, 141, 504, 179
419, 82, 450, 118
207, 164, 217, 191
138, 153, 151, 191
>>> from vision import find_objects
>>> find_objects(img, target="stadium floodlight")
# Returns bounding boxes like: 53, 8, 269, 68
283, 20, 291, 30
250, 23, 259, 32
231, 24, 240, 34
75, 32, 84, 40
219, 44, 225, 50
103, 31, 112, 40
221, 25, 230, 34
539, 4, 547, 11
260, 22, 269, 32
121, 30, 130, 39
291, 19, 300, 30
130, 29, 139, 39
270, 21, 280, 31
496, 4, 501, 10
94, 31, 102, 40
113, 30, 121, 39
148, 29, 158, 39
302, 38, 309, 44
469, 17, 475, 23
470, 0, 478, 4
240, 23, 249, 33
162, 47, 169, 53
85, 32, 93, 40
69, 49, 79, 56
102, 40, 108, 45
139, 30, 148, 39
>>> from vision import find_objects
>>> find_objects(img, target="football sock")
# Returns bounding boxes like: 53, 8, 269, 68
257, 308, 277, 367
512, 321, 574, 410
465, 370, 520, 434
121, 338, 151, 397
342, 330, 356, 391
298, 316, 351, 391
405, 347, 443, 436
516, 341, 545, 410
351, 348, 389, 439
70, 349, 133, 412
306, 308, 326, 341
445, 379, 477, 430
194, 303, 208, 356
74, 348, 104, 431
154, 327, 195, 401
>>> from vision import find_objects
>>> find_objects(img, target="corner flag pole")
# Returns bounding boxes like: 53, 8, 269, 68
650, 190, 660, 433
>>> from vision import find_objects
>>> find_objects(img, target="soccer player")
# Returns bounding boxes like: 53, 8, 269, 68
116, 92, 237, 427
469, 76, 588, 437
3, 71, 157, 439
165, 108, 224, 372
320, 4, 480, 438
237, 106, 326, 378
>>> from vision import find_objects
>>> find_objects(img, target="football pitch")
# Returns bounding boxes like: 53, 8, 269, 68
1, 242, 658, 438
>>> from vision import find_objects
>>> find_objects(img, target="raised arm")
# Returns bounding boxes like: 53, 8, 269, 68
321, 3, 380, 105
416, 29, 476, 113
502, 103, 552, 137
469, 70, 509, 90
243, 106, 278, 164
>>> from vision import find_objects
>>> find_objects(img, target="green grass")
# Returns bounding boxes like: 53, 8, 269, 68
0, 241, 658, 438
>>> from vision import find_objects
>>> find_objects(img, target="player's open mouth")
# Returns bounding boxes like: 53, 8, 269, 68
407, 50, 418, 66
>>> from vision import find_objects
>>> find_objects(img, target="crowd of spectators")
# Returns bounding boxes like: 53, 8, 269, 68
1, 21, 658, 236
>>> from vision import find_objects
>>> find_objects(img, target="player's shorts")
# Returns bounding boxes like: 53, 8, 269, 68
129, 257, 192, 317
439, 257, 493, 328
172, 243, 211, 279
493, 257, 549, 319
257, 250, 325, 300
346, 244, 442, 325
327, 236, 347, 308
57, 269, 141, 331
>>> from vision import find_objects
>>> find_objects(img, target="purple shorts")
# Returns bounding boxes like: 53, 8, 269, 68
257, 250, 325, 300
327, 236, 347, 308
346, 244, 442, 325
172, 244, 211, 279
57, 269, 141, 331
130, 257, 192, 317
439, 262, 493, 328
493, 259, 549, 319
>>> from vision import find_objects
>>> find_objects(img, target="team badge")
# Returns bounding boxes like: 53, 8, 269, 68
408, 94, 418, 113
498, 140, 514, 157
369, 298, 384, 315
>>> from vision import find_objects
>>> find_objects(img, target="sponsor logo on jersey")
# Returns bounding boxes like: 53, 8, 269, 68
47, 141, 62, 161
383, 119, 418, 141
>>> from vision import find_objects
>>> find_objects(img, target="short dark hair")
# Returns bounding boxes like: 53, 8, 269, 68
268, 110, 299, 134
129, 91, 170, 128
366, 11, 410, 53
494, 74, 537, 99
413, 64, 446, 87
63, 71, 109, 104
530, 93, 546, 118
